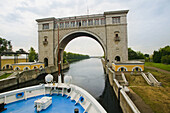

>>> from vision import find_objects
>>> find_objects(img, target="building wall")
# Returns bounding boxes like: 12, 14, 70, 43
112, 64, 144, 71
105, 13, 128, 63
13, 64, 44, 71
1, 59, 27, 69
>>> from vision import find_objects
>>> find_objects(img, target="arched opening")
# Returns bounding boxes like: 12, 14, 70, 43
44, 58, 48, 67
55, 31, 106, 65
33, 66, 38, 69
23, 67, 29, 71
118, 67, 127, 71
4, 64, 13, 70
14, 67, 20, 71
40, 65, 43, 69
115, 56, 120, 62
6, 65, 9, 69
132, 67, 142, 71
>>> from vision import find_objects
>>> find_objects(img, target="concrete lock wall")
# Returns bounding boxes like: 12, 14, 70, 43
113, 76, 140, 113
102, 58, 140, 113
0, 77, 17, 90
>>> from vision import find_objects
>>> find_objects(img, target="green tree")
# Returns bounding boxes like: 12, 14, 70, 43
63, 51, 67, 63
153, 46, 170, 63
128, 48, 137, 60
144, 54, 149, 58
28, 47, 38, 62
63, 51, 89, 63
161, 55, 170, 64
16, 48, 26, 53
136, 51, 145, 59
0, 37, 12, 52
128, 48, 145, 60
153, 51, 161, 63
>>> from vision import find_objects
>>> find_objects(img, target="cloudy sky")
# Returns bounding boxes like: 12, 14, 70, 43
0, 0, 170, 56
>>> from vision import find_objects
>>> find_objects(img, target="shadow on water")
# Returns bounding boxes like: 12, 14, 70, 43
98, 75, 123, 113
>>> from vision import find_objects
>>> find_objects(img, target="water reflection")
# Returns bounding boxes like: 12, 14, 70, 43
63, 58, 105, 99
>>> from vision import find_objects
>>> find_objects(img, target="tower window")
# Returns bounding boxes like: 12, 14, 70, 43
112, 17, 120, 24
43, 36, 48, 45
43, 23, 49, 29
101, 18, 105, 25
115, 33, 120, 41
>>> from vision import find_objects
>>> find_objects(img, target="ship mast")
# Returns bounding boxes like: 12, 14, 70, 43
57, 23, 62, 83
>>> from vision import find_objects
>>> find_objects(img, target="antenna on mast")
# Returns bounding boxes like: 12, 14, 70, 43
86, 0, 89, 15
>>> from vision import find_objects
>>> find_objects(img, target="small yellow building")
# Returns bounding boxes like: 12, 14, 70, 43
112, 61, 144, 72
1, 56, 28, 70
12, 62, 44, 71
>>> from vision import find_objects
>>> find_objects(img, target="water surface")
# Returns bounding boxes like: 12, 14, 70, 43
63, 58, 105, 99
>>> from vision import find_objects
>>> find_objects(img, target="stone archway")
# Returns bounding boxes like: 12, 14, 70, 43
54, 30, 106, 65
36, 10, 129, 67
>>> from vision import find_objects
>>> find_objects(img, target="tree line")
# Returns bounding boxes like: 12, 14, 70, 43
153, 46, 170, 64
128, 45, 170, 64
63, 51, 90, 63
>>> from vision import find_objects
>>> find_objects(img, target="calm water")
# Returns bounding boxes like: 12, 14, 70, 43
63, 58, 105, 99
63, 58, 122, 113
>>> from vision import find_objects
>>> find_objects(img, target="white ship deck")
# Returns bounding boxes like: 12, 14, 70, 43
0, 83, 107, 113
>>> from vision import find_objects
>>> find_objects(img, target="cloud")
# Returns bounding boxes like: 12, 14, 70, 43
0, 0, 169, 55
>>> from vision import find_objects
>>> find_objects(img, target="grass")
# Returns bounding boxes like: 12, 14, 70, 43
145, 68, 170, 87
145, 62, 170, 71
125, 69, 170, 113
0, 73, 12, 80
131, 86, 170, 113
125, 73, 148, 86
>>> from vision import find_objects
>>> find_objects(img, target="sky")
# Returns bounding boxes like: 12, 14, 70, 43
0, 0, 170, 56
